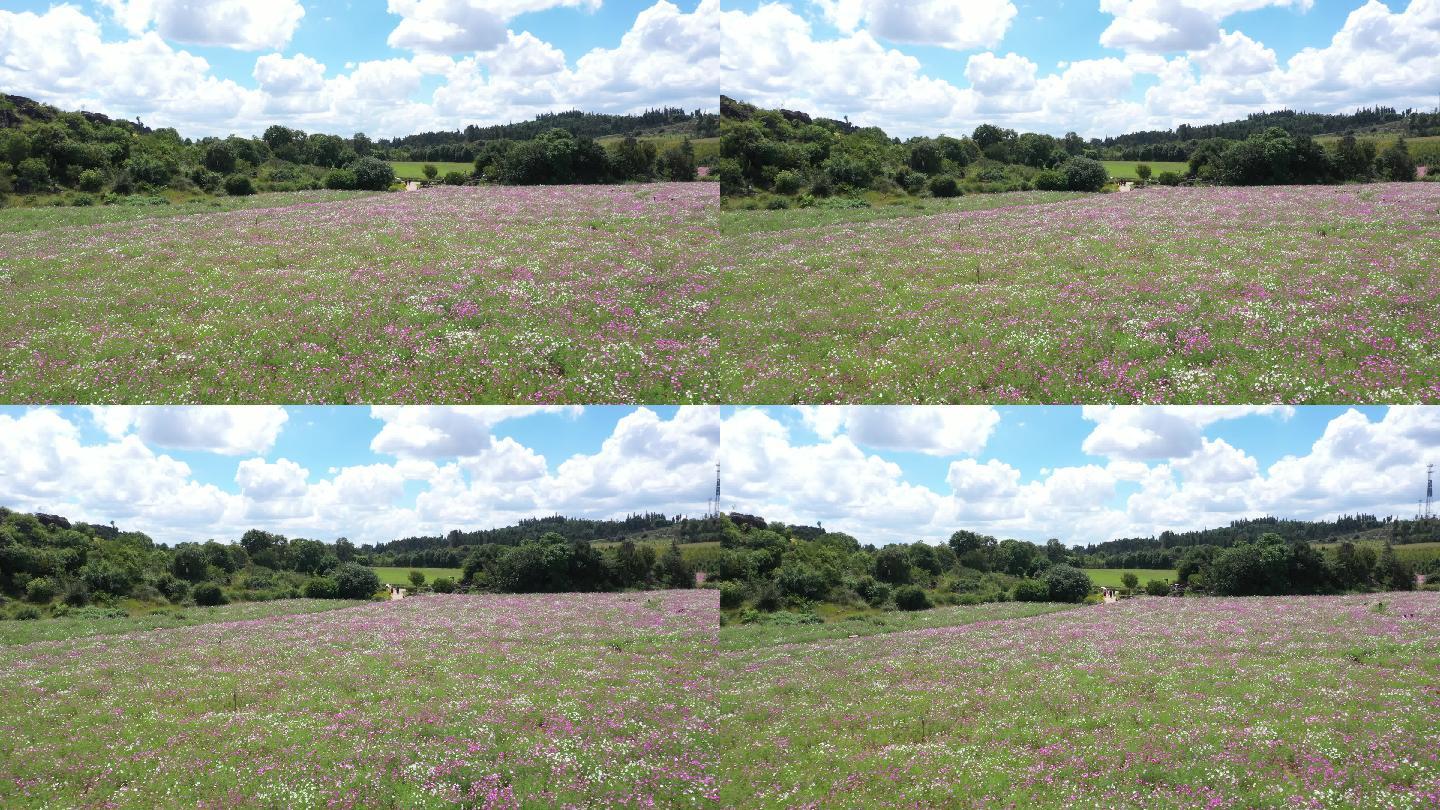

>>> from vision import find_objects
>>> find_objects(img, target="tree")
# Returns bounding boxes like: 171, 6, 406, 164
1135, 164, 1153, 182
203, 142, 237, 174
907, 140, 942, 174
333, 562, 381, 599
656, 543, 694, 589
1330, 541, 1371, 590
1376, 138, 1416, 182
1376, 542, 1414, 590
25, 576, 56, 604
874, 545, 912, 584
408, 569, 426, 587
128, 154, 176, 187
658, 138, 698, 181
171, 545, 209, 582
1332, 135, 1376, 181
1061, 157, 1109, 192
303, 576, 339, 599
192, 581, 227, 606
431, 577, 456, 593
928, 175, 961, 197
441, 171, 468, 185
324, 169, 357, 190
894, 584, 932, 611
224, 174, 255, 196
1042, 564, 1092, 603
14, 157, 50, 192
1121, 572, 1139, 590
351, 157, 396, 191
1144, 579, 1170, 596
0, 130, 29, 167
612, 136, 656, 181
422, 164, 438, 180
1013, 578, 1050, 602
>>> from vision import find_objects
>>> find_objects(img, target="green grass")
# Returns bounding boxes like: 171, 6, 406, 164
720, 190, 1085, 235
1313, 540, 1440, 568
0, 598, 365, 645
1080, 568, 1178, 587
0, 190, 376, 234
718, 601, 1080, 650
713, 593, 1440, 807
1101, 160, 1189, 179
387, 161, 474, 180
598, 135, 720, 164
594, 539, 721, 565
369, 566, 463, 586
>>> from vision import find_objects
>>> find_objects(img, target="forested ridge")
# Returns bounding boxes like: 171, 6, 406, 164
0, 94, 708, 207
720, 95, 1436, 205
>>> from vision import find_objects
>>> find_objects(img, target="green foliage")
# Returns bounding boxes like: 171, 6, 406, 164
350, 157, 396, 191
1060, 157, 1109, 192
440, 170, 468, 185
1012, 578, 1050, 602
76, 169, 105, 193
1041, 565, 1092, 603
1135, 163, 1153, 181
408, 569, 426, 587
333, 562, 382, 600
927, 175, 961, 197
191, 582, 227, 606
1157, 170, 1182, 186
15, 157, 49, 192
25, 577, 56, 604
430, 577, 456, 593
894, 584, 932, 611
1145, 579, 1171, 596
1376, 139, 1417, 182
1121, 572, 1139, 590
324, 168, 358, 190
772, 169, 803, 195
422, 163, 438, 179
718, 580, 746, 609
224, 174, 255, 196
302, 576, 339, 599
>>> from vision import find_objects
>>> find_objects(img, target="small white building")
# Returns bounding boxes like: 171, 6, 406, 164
388, 584, 408, 600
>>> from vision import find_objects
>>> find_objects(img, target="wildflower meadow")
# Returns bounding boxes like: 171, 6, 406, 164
0, 591, 719, 809
716, 184, 1440, 403
714, 592, 1440, 808
0, 184, 718, 404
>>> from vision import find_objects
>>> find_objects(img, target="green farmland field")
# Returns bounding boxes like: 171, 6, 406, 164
1102, 160, 1189, 179
387, 161, 474, 180
1081, 567, 1178, 587
369, 566, 463, 586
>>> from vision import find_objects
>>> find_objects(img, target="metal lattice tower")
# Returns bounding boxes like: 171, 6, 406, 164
1426, 463, 1435, 520
713, 462, 722, 518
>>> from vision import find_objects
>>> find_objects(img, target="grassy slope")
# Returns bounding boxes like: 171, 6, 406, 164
387, 161, 474, 180
1312, 540, 1440, 567
714, 593, 1440, 808
0, 190, 376, 234
719, 601, 1080, 650
1101, 160, 1189, 179
598, 135, 721, 164
369, 566, 463, 586
720, 190, 1086, 235
0, 598, 365, 646
1081, 567, 1178, 587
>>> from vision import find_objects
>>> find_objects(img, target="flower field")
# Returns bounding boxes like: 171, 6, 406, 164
716, 184, 1440, 403
0, 591, 719, 809
713, 592, 1440, 808
0, 184, 718, 404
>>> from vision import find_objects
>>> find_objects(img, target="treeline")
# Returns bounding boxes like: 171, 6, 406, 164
365, 513, 727, 568
0, 507, 711, 621
383, 107, 719, 162
719, 96, 1432, 205
705, 516, 1097, 618
0, 94, 705, 207
705, 513, 1438, 621
1100, 107, 1440, 159
1079, 514, 1437, 570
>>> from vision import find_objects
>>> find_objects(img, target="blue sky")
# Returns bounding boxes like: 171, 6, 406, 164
2, 405, 1433, 547
0, 406, 719, 544
0, 0, 717, 137
721, 405, 1437, 545
721, 0, 1440, 138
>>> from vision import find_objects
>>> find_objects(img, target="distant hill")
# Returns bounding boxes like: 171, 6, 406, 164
382, 107, 720, 163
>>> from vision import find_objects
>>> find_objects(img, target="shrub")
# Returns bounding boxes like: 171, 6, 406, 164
777, 562, 827, 600
1157, 171, 1182, 186
12, 605, 41, 621
192, 582, 227, 606
333, 562, 382, 600
302, 576, 339, 599
430, 577, 456, 594
71, 194, 94, 206
351, 157, 396, 191
1376, 139, 1417, 182
440, 171, 468, 186
928, 175, 961, 198
1135, 163, 1153, 181
81, 561, 132, 597
772, 170, 803, 195
324, 169, 357, 190
753, 580, 782, 611
25, 577, 57, 604
62, 581, 90, 607
224, 174, 255, 196
1012, 578, 1050, 602
155, 574, 189, 603
77, 169, 105, 192
1145, 579, 1171, 596
1061, 157, 1109, 192
15, 157, 50, 192
422, 164, 438, 180
1042, 564, 1092, 603
1033, 169, 1067, 191
1121, 572, 1139, 590
408, 570, 426, 587
894, 585, 932, 611
765, 196, 790, 210
718, 580, 746, 610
